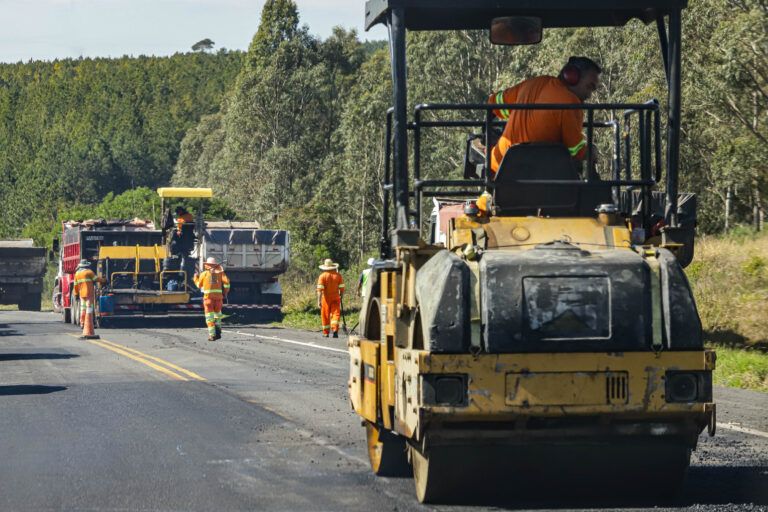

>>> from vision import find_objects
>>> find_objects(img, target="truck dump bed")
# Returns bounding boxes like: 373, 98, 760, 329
0, 239, 47, 310
202, 229, 289, 275
0, 242, 46, 277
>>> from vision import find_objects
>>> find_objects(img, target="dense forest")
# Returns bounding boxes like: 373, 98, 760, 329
0, 49, 243, 239
1, 0, 766, 279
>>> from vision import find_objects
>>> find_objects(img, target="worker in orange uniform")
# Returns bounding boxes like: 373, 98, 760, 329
174, 206, 196, 286
478, 56, 601, 213
194, 256, 230, 341
317, 258, 344, 338
73, 259, 105, 339
175, 206, 194, 231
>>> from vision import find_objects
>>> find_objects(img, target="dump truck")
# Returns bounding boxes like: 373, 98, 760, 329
349, 0, 714, 503
0, 239, 47, 311
53, 218, 161, 324
193, 221, 288, 318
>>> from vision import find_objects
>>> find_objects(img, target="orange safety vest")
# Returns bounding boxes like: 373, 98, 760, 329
73, 269, 102, 298
317, 271, 345, 300
195, 266, 230, 299
489, 75, 586, 172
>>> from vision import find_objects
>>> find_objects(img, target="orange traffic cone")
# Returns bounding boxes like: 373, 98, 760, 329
80, 297, 99, 339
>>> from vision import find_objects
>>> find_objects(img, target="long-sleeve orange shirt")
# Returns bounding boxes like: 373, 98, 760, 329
317, 271, 345, 300
489, 76, 586, 172
177, 212, 194, 231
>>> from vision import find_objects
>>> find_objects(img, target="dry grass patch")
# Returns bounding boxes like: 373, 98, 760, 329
687, 231, 768, 348
687, 229, 768, 392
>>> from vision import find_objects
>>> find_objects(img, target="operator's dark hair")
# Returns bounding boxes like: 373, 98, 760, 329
561, 56, 602, 76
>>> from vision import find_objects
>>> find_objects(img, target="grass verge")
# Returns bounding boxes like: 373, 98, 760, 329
689, 229, 768, 392
708, 344, 768, 392
276, 267, 362, 334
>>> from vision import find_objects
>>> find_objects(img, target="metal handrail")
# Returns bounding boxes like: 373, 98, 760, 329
405, 100, 661, 228
159, 270, 188, 292
110, 271, 160, 290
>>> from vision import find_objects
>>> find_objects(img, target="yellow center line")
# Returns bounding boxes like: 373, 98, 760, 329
97, 338, 206, 381
65, 334, 200, 382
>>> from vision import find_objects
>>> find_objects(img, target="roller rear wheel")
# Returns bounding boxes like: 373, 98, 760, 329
411, 445, 453, 503
365, 421, 410, 477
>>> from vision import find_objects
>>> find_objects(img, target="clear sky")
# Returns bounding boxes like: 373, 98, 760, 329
0, 0, 388, 63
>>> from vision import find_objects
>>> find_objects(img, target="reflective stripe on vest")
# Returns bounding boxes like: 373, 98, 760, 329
569, 139, 585, 157
494, 91, 510, 120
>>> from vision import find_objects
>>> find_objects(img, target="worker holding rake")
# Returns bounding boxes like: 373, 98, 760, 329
317, 258, 344, 338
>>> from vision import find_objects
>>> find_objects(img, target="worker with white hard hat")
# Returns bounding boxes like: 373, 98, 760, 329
356, 257, 376, 300
194, 256, 230, 341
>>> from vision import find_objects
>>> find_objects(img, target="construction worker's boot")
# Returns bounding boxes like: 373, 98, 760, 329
332, 330, 338, 338
215, 325, 222, 340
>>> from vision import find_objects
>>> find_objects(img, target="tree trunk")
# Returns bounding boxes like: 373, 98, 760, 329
725, 185, 732, 234
360, 167, 368, 261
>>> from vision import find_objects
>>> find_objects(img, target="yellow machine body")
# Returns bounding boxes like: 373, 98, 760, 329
349, 213, 715, 501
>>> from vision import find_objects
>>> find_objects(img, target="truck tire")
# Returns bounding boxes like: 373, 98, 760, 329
72, 295, 80, 326
52, 283, 62, 313
62, 302, 71, 324
19, 294, 42, 311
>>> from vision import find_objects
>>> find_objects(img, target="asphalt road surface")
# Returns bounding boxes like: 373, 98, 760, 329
1, 310, 767, 512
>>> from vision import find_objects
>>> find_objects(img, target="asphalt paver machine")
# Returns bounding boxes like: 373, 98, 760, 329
348, 0, 715, 503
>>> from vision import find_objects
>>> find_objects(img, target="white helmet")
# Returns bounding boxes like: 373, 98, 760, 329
205, 256, 218, 267
367, 257, 375, 266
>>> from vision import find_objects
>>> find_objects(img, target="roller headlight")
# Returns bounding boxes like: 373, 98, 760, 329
421, 374, 468, 407
665, 371, 712, 403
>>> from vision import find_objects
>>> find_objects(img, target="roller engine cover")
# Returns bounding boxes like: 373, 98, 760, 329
480, 242, 702, 353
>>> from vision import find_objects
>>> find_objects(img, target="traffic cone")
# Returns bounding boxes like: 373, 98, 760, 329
80, 298, 99, 339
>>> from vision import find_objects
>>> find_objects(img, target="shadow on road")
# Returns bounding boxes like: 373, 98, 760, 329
402, 464, 768, 509
683, 465, 768, 506
98, 313, 282, 330
0, 385, 67, 396
0, 353, 79, 361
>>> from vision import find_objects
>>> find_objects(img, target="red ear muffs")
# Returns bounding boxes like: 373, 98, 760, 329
562, 65, 580, 85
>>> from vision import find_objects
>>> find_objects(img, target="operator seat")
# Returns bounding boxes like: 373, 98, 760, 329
491, 142, 613, 217
491, 142, 580, 216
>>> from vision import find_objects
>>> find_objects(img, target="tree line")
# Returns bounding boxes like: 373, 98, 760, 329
0, 49, 243, 243
1, 0, 766, 279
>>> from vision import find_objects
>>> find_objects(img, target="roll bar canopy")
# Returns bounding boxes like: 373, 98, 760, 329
365, 0, 688, 31
371, 0, 685, 234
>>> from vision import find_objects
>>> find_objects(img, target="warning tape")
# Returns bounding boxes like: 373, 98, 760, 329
113, 304, 282, 311
170, 304, 282, 310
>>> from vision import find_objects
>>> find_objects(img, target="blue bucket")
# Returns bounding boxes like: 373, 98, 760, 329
99, 295, 114, 314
